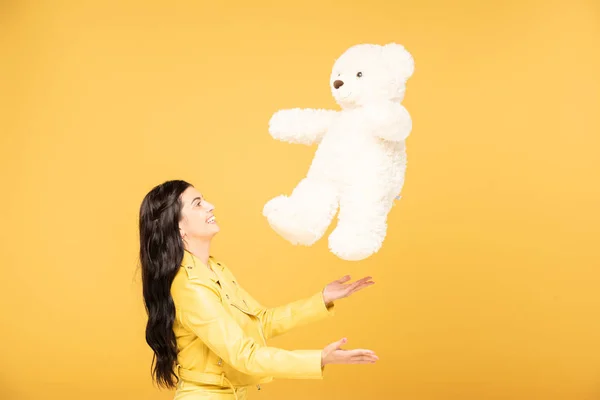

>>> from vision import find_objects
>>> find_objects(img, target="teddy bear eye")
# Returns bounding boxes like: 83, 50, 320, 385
356, 72, 363, 78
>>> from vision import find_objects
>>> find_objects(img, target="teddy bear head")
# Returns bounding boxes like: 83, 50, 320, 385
329, 43, 414, 108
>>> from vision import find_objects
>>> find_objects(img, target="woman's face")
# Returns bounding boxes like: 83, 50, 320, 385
178, 186, 219, 242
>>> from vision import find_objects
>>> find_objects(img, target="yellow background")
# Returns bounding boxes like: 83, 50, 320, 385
1, 0, 599, 399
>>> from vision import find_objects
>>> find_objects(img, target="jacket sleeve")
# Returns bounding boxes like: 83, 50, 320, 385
177, 280, 324, 379
236, 285, 335, 340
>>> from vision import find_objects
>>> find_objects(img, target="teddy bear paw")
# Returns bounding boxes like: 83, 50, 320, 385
263, 196, 321, 246
263, 195, 287, 218
328, 226, 384, 261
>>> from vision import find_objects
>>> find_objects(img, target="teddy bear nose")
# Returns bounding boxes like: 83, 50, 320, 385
333, 80, 344, 89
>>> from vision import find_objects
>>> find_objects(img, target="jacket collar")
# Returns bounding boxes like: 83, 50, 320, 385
181, 250, 224, 282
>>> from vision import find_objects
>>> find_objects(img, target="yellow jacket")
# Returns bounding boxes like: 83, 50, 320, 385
171, 250, 335, 392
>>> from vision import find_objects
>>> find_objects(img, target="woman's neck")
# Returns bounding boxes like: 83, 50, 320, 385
184, 239, 211, 266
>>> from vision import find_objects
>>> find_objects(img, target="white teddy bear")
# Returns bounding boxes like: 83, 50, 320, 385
263, 42, 414, 261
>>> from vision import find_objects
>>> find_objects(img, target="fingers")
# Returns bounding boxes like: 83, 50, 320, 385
345, 276, 375, 294
325, 344, 379, 365
335, 275, 351, 284
345, 349, 376, 357
335, 275, 373, 286
349, 355, 378, 364
349, 280, 375, 294
353, 276, 374, 287
350, 353, 378, 359
327, 337, 347, 350
343, 349, 379, 364
350, 352, 379, 361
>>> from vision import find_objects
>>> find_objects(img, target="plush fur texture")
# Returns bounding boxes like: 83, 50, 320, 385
263, 43, 414, 261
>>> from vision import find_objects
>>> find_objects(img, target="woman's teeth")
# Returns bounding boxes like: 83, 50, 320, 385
207, 216, 216, 224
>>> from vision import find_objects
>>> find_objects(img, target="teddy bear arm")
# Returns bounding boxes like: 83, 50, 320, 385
268, 108, 337, 145
367, 103, 412, 142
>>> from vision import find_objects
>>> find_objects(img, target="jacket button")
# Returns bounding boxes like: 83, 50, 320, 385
225, 294, 229, 299
187, 266, 192, 269
217, 358, 223, 366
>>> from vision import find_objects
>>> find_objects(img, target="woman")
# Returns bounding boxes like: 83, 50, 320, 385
139, 180, 378, 399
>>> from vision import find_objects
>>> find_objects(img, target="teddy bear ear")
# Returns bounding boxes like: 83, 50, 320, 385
382, 43, 414, 80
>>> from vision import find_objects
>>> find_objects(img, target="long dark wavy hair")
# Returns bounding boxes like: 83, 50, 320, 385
139, 179, 192, 388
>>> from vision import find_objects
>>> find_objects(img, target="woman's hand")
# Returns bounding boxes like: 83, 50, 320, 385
322, 275, 374, 306
321, 338, 378, 366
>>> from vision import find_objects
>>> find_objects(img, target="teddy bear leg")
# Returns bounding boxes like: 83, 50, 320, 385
263, 178, 339, 246
328, 192, 392, 261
